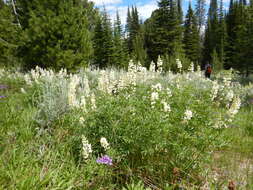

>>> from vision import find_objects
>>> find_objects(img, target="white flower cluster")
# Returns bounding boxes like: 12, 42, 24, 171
82, 76, 90, 97
157, 55, 163, 73
149, 61, 156, 72
228, 96, 241, 118
28, 66, 68, 85
98, 70, 110, 93
81, 135, 92, 159
80, 96, 87, 112
151, 83, 162, 92
176, 58, 182, 72
211, 81, 219, 101
100, 137, 110, 151
20, 88, 26, 94
226, 90, 234, 103
188, 62, 194, 73
161, 101, 171, 112
79, 117, 85, 124
90, 93, 96, 110
166, 87, 172, 97
183, 109, 193, 121
151, 91, 159, 108
223, 75, 232, 87
150, 83, 162, 108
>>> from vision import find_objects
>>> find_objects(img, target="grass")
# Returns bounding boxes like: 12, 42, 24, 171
206, 106, 253, 189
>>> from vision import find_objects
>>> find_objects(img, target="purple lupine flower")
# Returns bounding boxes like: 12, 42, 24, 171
0, 85, 8, 89
96, 155, 112, 165
0, 96, 6, 98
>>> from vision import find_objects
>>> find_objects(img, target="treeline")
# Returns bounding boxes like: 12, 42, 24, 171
0, 0, 253, 74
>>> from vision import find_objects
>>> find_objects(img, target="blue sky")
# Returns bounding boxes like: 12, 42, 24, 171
89, 0, 230, 25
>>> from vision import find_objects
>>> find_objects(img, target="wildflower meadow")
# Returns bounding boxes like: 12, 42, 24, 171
0, 60, 253, 189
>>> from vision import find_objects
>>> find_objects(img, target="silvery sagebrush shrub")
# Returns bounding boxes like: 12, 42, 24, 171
35, 75, 69, 127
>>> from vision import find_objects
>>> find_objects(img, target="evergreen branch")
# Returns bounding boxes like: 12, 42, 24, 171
0, 37, 18, 47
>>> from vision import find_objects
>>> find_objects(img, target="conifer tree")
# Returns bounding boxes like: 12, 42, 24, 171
225, 0, 236, 68
93, 9, 114, 68
183, 3, 201, 64
125, 6, 141, 53
146, 0, 183, 61
195, 0, 206, 32
177, 0, 183, 24
112, 11, 127, 68
132, 26, 147, 65
93, 15, 104, 68
203, 0, 219, 64
232, 1, 248, 72
245, 1, 253, 75
217, 0, 227, 70
17, 0, 94, 71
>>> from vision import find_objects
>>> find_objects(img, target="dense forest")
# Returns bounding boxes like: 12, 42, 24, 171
0, 0, 253, 75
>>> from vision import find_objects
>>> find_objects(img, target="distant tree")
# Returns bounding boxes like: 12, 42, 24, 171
93, 9, 114, 68
112, 11, 128, 68
203, 0, 219, 64
183, 3, 201, 64
132, 26, 147, 65
216, 0, 227, 70
144, 0, 183, 64
125, 6, 141, 54
195, 0, 206, 32
177, 0, 183, 24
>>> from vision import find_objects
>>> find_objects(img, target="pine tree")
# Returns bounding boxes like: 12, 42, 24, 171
93, 9, 114, 68
203, 0, 219, 64
132, 26, 147, 65
217, 0, 227, 70
245, 3, 253, 75
17, 0, 94, 71
146, 0, 183, 61
93, 15, 104, 68
183, 3, 201, 64
112, 11, 127, 68
125, 6, 141, 54
177, 0, 183, 24
232, 1, 248, 72
225, 0, 236, 68
195, 0, 206, 32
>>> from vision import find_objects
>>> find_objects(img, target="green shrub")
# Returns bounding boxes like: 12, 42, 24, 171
76, 81, 226, 187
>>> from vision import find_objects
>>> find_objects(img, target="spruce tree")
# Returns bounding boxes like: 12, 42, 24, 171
245, 1, 253, 75
112, 11, 127, 68
195, 0, 206, 32
132, 26, 147, 65
125, 6, 141, 54
147, 0, 183, 60
177, 0, 183, 24
183, 3, 201, 64
217, 0, 227, 70
203, 0, 219, 64
93, 9, 114, 68
93, 15, 104, 68
225, 0, 236, 68
232, 1, 248, 72
17, 0, 94, 71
